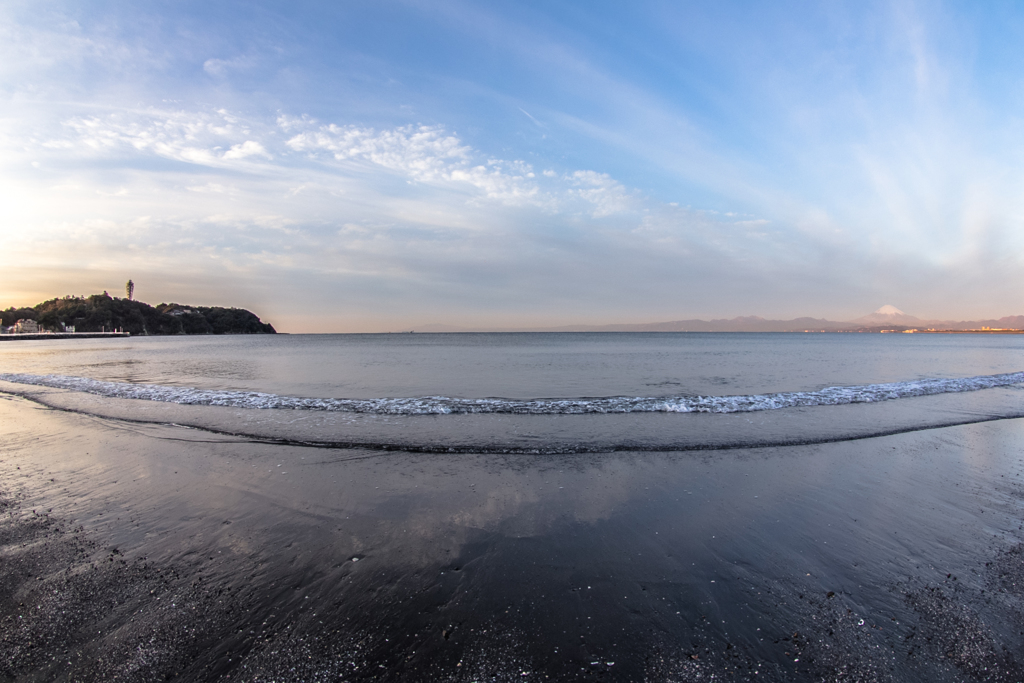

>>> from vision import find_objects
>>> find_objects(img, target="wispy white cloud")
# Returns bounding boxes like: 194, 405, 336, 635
223, 140, 271, 160
281, 120, 641, 215
284, 122, 556, 208
566, 171, 634, 218
49, 109, 270, 168
285, 123, 471, 179
39, 109, 637, 218
203, 54, 257, 77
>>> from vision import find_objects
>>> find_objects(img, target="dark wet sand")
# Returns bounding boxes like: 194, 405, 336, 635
2, 392, 1024, 681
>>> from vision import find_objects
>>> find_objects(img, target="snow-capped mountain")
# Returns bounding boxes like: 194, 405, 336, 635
850, 305, 924, 326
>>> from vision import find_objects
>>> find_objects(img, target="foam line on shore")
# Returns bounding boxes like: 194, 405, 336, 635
2, 371, 1023, 415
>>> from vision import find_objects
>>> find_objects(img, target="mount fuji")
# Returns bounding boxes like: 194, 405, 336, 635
850, 305, 924, 326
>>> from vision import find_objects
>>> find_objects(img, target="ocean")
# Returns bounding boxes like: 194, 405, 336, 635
1, 333, 1023, 680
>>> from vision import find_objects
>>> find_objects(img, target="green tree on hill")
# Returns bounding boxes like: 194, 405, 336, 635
0, 306, 41, 328
4, 293, 275, 335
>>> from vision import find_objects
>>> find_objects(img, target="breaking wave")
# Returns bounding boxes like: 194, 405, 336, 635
2, 371, 1024, 416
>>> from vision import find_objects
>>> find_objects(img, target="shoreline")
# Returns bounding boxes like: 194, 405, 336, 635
2, 394, 1024, 681
0, 332, 131, 341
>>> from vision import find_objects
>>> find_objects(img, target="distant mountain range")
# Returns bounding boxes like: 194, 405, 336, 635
417, 306, 1024, 333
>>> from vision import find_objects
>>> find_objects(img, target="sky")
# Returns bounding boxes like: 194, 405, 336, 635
2, 0, 1023, 332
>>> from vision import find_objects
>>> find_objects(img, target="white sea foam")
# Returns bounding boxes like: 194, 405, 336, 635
2, 371, 1024, 415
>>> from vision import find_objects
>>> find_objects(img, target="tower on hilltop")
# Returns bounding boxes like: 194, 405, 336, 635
126, 279, 135, 301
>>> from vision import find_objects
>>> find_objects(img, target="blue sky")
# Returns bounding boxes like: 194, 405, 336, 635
2, 0, 1023, 331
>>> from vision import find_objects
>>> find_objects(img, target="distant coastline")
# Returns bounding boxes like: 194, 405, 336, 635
402, 327, 1024, 335
1, 292, 275, 336
415, 306, 1024, 334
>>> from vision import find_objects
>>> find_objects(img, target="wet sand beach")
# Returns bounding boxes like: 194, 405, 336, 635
2, 391, 1024, 681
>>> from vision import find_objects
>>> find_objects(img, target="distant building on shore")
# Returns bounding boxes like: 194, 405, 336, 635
13, 319, 40, 334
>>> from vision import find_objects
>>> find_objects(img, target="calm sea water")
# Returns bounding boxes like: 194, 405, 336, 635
3, 332, 1024, 452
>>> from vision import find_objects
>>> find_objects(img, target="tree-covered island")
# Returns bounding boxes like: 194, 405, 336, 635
1, 293, 275, 335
